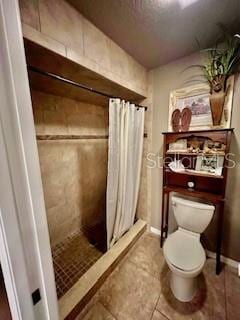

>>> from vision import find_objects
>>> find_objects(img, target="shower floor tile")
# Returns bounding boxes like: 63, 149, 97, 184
52, 231, 103, 299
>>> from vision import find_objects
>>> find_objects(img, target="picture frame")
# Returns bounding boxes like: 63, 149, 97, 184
195, 155, 224, 176
168, 76, 234, 131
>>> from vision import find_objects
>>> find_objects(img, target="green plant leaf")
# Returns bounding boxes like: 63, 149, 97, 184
186, 24, 240, 85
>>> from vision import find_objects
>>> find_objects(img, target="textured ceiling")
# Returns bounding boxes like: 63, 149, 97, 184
67, 0, 240, 69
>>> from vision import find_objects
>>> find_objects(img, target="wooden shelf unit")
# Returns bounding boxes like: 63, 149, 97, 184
166, 151, 226, 156
165, 168, 224, 179
161, 128, 234, 275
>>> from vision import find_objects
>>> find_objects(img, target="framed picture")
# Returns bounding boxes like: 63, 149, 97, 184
195, 155, 224, 176
168, 76, 234, 131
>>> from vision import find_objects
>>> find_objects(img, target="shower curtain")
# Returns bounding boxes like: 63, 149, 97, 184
106, 98, 145, 249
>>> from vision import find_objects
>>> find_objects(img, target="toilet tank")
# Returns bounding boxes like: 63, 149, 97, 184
172, 195, 215, 234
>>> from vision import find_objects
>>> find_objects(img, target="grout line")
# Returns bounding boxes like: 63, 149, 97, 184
152, 290, 171, 320
123, 235, 167, 320
122, 258, 170, 320
127, 257, 161, 282
100, 302, 118, 320
150, 291, 161, 320
52, 230, 103, 298
159, 311, 171, 320
54, 261, 73, 280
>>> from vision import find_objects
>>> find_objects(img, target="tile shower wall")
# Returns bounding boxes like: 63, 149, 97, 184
19, 0, 147, 97
32, 90, 108, 246
20, 0, 152, 227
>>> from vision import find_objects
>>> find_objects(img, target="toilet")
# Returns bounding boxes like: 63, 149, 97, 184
163, 195, 215, 302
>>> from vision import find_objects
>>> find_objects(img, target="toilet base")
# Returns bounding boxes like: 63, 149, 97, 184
170, 271, 198, 302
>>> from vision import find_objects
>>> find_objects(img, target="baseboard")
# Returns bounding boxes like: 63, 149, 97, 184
150, 226, 239, 269
150, 226, 161, 236
205, 250, 239, 269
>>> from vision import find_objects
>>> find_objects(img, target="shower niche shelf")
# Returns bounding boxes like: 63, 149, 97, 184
161, 128, 234, 275
24, 39, 146, 107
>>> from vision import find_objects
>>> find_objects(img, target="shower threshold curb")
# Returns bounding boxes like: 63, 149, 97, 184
59, 219, 147, 320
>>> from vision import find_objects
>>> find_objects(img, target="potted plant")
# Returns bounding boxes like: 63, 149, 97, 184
190, 29, 240, 126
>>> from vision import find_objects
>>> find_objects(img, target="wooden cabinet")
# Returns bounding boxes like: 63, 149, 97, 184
160, 128, 233, 274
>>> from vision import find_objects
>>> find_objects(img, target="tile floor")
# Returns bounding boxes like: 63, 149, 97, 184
75, 233, 240, 320
52, 231, 103, 298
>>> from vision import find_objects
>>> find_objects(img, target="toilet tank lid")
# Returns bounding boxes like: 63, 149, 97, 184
172, 196, 215, 210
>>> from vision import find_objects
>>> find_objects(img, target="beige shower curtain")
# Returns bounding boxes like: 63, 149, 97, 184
106, 98, 145, 249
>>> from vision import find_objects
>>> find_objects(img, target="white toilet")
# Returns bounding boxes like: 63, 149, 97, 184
163, 195, 215, 302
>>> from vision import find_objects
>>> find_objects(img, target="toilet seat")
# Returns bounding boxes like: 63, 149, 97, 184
163, 229, 206, 272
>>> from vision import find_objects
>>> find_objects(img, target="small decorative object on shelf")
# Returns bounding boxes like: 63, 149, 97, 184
168, 159, 185, 173
203, 140, 226, 155
168, 139, 187, 152
171, 107, 192, 132
161, 128, 234, 275
195, 155, 224, 176
181, 107, 192, 131
171, 109, 181, 132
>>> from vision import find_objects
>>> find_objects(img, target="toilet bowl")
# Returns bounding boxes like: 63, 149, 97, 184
163, 195, 215, 302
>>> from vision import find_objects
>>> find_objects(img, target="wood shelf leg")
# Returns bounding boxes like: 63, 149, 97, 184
165, 192, 169, 238
216, 201, 224, 275
160, 192, 165, 248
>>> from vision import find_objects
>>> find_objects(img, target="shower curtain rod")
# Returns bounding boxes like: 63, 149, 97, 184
28, 66, 148, 111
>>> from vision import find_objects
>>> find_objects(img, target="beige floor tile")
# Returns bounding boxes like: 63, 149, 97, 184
225, 265, 240, 320
74, 234, 239, 320
127, 233, 165, 279
79, 302, 116, 320
156, 259, 226, 320
151, 310, 169, 320
97, 259, 161, 320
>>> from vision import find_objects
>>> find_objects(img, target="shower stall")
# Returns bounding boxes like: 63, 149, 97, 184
30, 78, 109, 299
24, 39, 147, 304
34, 89, 109, 298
